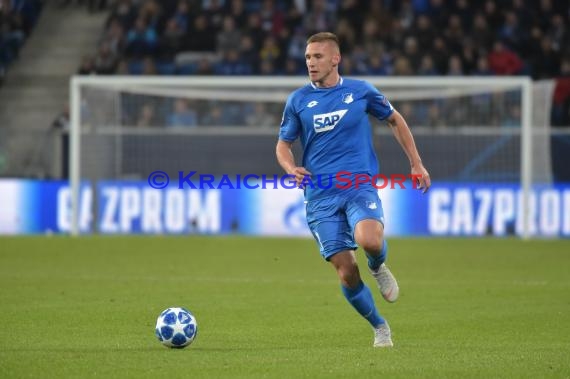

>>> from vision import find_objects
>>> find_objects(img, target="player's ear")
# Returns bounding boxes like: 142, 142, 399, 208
332, 54, 341, 67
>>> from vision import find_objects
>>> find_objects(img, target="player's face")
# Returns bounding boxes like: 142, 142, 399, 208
305, 41, 340, 87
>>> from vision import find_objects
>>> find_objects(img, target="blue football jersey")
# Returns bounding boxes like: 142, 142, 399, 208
279, 77, 394, 200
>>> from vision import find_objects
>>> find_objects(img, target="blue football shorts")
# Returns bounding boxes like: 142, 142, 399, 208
305, 187, 385, 261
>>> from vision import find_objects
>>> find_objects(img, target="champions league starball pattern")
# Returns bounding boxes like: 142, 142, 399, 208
155, 307, 198, 348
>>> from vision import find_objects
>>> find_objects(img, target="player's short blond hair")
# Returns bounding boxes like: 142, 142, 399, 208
306, 32, 340, 51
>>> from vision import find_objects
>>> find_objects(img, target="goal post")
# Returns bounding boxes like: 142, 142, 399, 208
69, 76, 546, 237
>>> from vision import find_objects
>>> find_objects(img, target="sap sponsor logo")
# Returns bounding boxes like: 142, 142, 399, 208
429, 188, 570, 237
313, 109, 348, 133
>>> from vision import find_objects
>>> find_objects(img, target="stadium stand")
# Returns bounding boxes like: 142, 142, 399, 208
0, 0, 107, 178
80, 0, 569, 126
0, 0, 43, 85
0, 0, 568, 180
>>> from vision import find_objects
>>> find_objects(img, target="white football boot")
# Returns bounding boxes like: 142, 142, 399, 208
369, 263, 399, 303
373, 322, 393, 348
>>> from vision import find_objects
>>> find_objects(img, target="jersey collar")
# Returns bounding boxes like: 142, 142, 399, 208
310, 76, 344, 89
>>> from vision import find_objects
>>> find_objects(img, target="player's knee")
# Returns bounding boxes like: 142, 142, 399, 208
359, 236, 383, 255
354, 221, 384, 253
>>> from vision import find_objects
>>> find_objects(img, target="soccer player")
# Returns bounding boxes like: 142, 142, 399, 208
276, 32, 431, 347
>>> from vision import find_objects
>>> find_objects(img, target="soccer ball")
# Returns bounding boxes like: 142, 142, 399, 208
155, 307, 198, 348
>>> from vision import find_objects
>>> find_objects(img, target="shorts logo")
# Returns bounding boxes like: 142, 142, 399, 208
342, 93, 354, 104
313, 109, 348, 133
366, 201, 377, 210
307, 100, 318, 108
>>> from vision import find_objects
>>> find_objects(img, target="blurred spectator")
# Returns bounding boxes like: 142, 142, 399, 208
100, 18, 125, 56
259, 0, 284, 36
392, 56, 413, 76
77, 55, 96, 75
303, 0, 335, 35
141, 57, 157, 75
227, 0, 248, 27
201, 103, 227, 126
138, 0, 162, 31
109, 0, 137, 31
483, 0, 503, 32
552, 59, 570, 126
195, 57, 215, 75
283, 58, 302, 75
239, 34, 258, 72
487, 41, 523, 76
202, 0, 225, 30
245, 103, 276, 127
0, 6, 25, 59
136, 103, 158, 127
336, 0, 362, 33
171, 0, 191, 33
444, 14, 465, 55
244, 12, 264, 50
547, 14, 566, 52
259, 35, 280, 64
531, 36, 561, 79
93, 42, 117, 74
216, 15, 241, 54
499, 11, 523, 51
502, 104, 522, 128
366, 54, 389, 76
471, 13, 494, 52
447, 55, 464, 76
51, 104, 70, 130
115, 58, 129, 74
125, 16, 158, 57
395, 0, 414, 30
473, 56, 493, 76
184, 14, 215, 51
413, 15, 435, 54
259, 59, 277, 75
339, 55, 357, 76
361, 17, 384, 57
286, 27, 306, 62
367, 0, 393, 41
335, 18, 356, 54
417, 55, 438, 75
167, 99, 197, 127
215, 49, 252, 75
460, 39, 478, 74
431, 37, 449, 74
158, 17, 185, 60
402, 36, 421, 71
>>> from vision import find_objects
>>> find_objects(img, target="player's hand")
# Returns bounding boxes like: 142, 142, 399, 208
289, 167, 312, 188
412, 164, 431, 193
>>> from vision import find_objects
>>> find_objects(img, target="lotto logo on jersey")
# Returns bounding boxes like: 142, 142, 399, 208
313, 109, 348, 133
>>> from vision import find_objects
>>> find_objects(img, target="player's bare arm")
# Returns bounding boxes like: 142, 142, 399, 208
387, 111, 431, 193
276, 140, 311, 187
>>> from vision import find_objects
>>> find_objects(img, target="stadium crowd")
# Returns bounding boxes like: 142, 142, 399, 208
76, 0, 569, 127
0, 0, 43, 84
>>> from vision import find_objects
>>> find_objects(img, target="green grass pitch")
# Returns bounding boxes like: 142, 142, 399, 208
0, 236, 569, 378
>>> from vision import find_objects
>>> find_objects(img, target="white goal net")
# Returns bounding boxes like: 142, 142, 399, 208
69, 76, 555, 237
